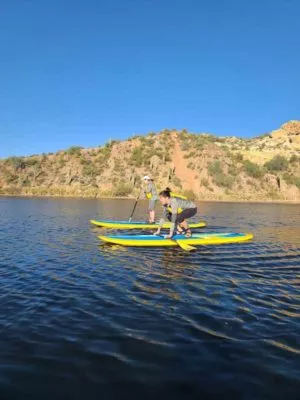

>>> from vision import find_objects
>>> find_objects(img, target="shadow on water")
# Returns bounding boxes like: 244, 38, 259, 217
0, 198, 299, 399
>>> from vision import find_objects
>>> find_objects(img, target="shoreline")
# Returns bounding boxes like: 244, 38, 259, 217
0, 193, 299, 205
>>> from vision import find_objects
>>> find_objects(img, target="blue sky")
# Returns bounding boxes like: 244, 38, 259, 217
0, 0, 299, 157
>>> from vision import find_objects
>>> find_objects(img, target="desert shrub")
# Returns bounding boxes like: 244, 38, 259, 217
110, 140, 120, 146
283, 173, 300, 189
228, 164, 238, 176
24, 158, 39, 167
267, 190, 281, 200
22, 178, 31, 186
82, 164, 98, 177
113, 184, 133, 197
201, 178, 209, 187
172, 176, 182, 188
164, 153, 172, 162
180, 142, 190, 151
58, 158, 66, 167
234, 153, 244, 162
264, 155, 288, 172
66, 146, 83, 156
101, 143, 113, 158
204, 134, 218, 143
129, 146, 144, 167
195, 142, 204, 151
208, 160, 222, 175
146, 138, 155, 147
5, 172, 18, 183
213, 173, 234, 188
182, 189, 197, 200
184, 151, 196, 159
187, 162, 195, 170
5, 156, 25, 170
243, 160, 264, 178
80, 157, 89, 165
290, 154, 299, 164
113, 160, 123, 172
221, 145, 230, 152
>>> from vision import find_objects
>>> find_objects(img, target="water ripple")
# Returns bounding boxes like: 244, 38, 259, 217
0, 198, 299, 399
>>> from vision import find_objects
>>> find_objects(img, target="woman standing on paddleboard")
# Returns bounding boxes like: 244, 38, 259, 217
154, 187, 197, 238
141, 176, 159, 223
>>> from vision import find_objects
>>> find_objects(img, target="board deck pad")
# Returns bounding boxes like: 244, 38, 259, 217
98, 232, 254, 247
90, 219, 206, 229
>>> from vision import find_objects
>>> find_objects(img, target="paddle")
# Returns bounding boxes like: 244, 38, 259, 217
129, 189, 142, 222
176, 240, 197, 251
158, 234, 197, 251
172, 226, 197, 251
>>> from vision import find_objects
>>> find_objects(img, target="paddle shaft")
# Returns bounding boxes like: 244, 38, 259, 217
129, 189, 142, 222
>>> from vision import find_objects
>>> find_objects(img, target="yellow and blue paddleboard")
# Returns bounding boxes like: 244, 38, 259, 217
98, 232, 254, 247
90, 219, 206, 229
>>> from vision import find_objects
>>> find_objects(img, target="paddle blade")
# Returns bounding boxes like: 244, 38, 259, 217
176, 240, 197, 251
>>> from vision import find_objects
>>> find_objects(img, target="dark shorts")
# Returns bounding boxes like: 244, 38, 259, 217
167, 207, 197, 224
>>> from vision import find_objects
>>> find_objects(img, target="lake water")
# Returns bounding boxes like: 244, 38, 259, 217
0, 197, 299, 399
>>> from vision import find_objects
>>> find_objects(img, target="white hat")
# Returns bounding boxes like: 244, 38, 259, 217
142, 175, 151, 180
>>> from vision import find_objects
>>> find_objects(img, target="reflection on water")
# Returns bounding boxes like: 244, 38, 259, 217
0, 197, 299, 399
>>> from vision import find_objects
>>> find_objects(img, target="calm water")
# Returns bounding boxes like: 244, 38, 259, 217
0, 198, 299, 400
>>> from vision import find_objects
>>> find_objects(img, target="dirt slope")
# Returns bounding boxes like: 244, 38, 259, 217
0, 122, 299, 201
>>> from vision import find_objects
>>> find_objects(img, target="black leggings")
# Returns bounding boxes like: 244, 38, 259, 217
167, 207, 197, 224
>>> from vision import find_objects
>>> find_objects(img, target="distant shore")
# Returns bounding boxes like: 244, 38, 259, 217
1, 192, 299, 205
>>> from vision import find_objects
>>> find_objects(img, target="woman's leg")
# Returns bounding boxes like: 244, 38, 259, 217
176, 208, 197, 236
148, 200, 156, 223
149, 210, 155, 223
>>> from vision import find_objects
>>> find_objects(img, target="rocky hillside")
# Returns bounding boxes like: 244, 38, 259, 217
0, 121, 300, 201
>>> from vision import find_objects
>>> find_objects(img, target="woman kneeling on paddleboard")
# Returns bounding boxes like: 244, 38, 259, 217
154, 187, 197, 239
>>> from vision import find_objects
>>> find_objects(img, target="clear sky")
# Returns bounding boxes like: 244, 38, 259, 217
0, 0, 299, 157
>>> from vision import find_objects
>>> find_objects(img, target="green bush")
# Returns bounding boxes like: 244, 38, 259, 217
24, 158, 39, 167
264, 155, 288, 172
283, 173, 300, 189
228, 164, 238, 177
184, 151, 196, 159
180, 142, 190, 151
213, 173, 234, 188
243, 160, 264, 178
195, 142, 204, 151
201, 178, 209, 187
82, 164, 98, 177
234, 153, 244, 162
5, 156, 25, 170
183, 189, 197, 200
5, 172, 18, 183
208, 160, 222, 175
114, 184, 133, 197
130, 146, 144, 167
58, 158, 66, 167
67, 146, 83, 156
172, 176, 182, 188
290, 154, 299, 164
164, 153, 172, 162
80, 157, 89, 165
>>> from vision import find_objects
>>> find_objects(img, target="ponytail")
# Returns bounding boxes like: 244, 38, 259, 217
159, 187, 172, 198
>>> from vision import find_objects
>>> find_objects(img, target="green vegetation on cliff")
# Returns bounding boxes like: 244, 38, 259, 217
0, 121, 300, 201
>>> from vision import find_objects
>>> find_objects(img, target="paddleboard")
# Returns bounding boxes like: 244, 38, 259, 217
90, 219, 206, 229
98, 232, 254, 247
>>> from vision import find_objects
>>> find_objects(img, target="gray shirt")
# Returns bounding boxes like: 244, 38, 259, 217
144, 181, 158, 200
159, 197, 196, 234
